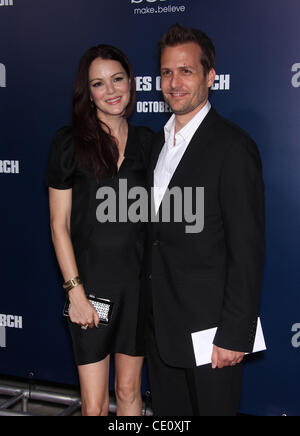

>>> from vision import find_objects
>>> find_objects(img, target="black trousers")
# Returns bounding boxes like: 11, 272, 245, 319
146, 303, 243, 416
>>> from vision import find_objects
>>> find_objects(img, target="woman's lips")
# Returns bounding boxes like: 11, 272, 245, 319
106, 96, 122, 105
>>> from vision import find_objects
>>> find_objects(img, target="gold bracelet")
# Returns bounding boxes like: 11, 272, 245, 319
62, 276, 82, 293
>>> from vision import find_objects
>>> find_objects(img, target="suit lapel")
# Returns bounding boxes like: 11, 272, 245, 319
167, 108, 219, 190
149, 108, 220, 214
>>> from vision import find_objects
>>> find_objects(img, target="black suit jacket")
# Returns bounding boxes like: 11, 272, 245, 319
147, 107, 265, 369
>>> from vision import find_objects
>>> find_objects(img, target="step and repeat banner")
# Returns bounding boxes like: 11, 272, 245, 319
0, 0, 300, 416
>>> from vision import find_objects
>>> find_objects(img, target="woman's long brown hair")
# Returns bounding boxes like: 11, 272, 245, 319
72, 45, 136, 179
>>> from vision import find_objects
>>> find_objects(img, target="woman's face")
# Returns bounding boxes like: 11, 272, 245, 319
89, 58, 131, 120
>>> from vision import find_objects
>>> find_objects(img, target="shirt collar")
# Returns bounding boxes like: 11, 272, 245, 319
164, 100, 211, 148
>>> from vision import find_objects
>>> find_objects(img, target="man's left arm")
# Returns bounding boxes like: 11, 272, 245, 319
212, 135, 265, 367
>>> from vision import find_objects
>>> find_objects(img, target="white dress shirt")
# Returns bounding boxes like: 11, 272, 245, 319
153, 101, 211, 213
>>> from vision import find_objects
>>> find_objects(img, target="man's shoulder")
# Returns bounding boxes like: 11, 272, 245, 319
207, 109, 260, 160
211, 109, 254, 143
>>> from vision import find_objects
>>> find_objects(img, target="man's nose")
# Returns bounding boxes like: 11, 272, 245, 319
170, 73, 182, 89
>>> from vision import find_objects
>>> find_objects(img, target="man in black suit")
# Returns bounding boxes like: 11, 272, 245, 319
146, 24, 265, 416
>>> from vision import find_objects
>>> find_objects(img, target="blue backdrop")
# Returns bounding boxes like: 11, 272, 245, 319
1, 0, 300, 416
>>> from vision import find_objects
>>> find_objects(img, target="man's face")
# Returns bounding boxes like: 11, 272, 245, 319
160, 42, 215, 117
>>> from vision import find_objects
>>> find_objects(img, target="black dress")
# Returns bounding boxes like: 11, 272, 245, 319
46, 124, 153, 365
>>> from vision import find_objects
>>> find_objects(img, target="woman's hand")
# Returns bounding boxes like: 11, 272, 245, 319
68, 285, 100, 329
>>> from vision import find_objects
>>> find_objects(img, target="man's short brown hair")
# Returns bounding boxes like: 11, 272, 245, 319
159, 24, 216, 76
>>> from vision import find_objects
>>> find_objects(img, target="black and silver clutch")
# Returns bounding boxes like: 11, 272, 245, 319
63, 294, 114, 325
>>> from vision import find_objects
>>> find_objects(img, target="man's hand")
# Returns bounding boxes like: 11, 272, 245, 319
211, 345, 245, 369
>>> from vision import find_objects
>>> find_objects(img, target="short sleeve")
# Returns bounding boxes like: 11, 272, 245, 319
45, 126, 76, 190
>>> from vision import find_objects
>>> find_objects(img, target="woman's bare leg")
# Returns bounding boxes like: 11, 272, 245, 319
114, 354, 144, 416
78, 355, 110, 416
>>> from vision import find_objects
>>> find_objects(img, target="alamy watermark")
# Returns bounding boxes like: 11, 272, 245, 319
96, 179, 204, 234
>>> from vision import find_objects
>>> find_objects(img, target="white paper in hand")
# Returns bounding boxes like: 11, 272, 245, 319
191, 318, 266, 367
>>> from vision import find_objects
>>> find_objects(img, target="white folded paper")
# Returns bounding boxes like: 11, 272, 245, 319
191, 317, 266, 367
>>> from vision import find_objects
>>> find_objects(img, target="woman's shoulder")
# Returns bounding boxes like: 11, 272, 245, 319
128, 124, 156, 167
45, 126, 76, 189
49, 125, 75, 158
130, 124, 155, 140
52, 125, 73, 146
129, 124, 155, 151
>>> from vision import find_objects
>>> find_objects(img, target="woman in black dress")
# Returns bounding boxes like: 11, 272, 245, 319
46, 45, 153, 416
